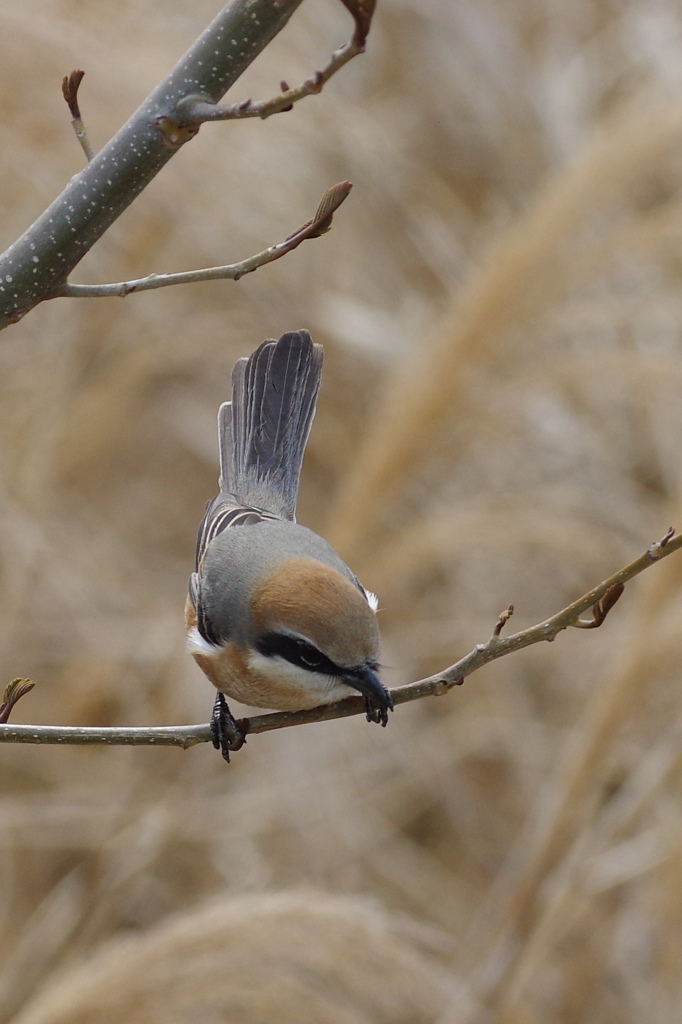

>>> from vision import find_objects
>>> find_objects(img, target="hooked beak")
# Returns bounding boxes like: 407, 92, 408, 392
342, 664, 393, 727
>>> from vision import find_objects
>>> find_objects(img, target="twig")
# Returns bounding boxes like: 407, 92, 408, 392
492, 605, 515, 638
410, 527, 679, 692
56, 181, 352, 299
172, 0, 376, 128
62, 70, 94, 162
175, 36, 364, 126
0, 0, 374, 327
0, 0, 339, 328
0, 528, 679, 750
0, 722, 211, 749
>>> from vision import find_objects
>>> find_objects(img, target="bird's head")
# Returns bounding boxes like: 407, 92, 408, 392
248, 557, 389, 717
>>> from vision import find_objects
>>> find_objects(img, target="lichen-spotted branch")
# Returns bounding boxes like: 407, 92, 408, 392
0, 0, 374, 329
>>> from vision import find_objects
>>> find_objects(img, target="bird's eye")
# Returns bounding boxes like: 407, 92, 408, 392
256, 632, 339, 675
294, 639, 325, 669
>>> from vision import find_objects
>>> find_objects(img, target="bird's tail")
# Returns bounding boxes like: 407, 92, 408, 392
218, 330, 323, 519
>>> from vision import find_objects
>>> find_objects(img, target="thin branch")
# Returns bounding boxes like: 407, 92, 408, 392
407, 526, 680, 693
0, 0, 311, 329
173, 0, 376, 127
0, 0, 374, 327
56, 181, 352, 299
62, 70, 94, 162
0, 722, 211, 749
0, 528, 679, 750
176, 35, 363, 125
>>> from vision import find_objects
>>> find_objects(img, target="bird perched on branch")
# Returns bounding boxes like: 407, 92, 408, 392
186, 330, 392, 760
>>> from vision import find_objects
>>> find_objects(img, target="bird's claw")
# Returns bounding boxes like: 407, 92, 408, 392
364, 689, 394, 728
210, 692, 247, 762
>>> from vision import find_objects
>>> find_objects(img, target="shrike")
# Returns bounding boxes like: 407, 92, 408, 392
186, 330, 392, 759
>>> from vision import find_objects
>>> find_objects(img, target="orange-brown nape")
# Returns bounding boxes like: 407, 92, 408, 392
251, 558, 380, 670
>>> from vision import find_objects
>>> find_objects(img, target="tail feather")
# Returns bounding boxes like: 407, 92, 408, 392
218, 330, 323, 518
217, 401, 233, 494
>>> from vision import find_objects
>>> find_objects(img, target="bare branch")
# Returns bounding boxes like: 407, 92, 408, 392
404, 527, 681, 694
0, 0, 308, 329
0, 0, 375, 327
0, 529, 680, 751
176, 34, 364, 125
0, 722, 210, 749
174, 0, 376, 127
56, 181, 352, 298
62, 69, 94, 162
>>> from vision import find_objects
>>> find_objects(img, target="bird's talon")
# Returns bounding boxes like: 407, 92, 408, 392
210, 692, 245, 762
364, 691, 393, 728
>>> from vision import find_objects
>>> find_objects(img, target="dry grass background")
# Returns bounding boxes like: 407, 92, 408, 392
1, 0, 682, 1020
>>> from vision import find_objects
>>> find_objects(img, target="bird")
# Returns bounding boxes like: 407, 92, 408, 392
185, 329, 392, 760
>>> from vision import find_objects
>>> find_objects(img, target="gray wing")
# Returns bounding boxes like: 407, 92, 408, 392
193, 494, 281, 572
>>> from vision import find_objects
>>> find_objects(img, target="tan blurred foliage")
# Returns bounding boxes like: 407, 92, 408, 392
12, 891, 461, 1024
2, 1, 682, 1021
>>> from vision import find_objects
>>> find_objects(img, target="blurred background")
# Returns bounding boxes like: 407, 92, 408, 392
2, 1, 682, 1021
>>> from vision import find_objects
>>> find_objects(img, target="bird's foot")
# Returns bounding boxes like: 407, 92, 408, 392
210, 692, 247, 762
364, 687, 394, 728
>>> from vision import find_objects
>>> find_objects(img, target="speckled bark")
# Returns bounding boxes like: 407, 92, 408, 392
0, 0, 304, 329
